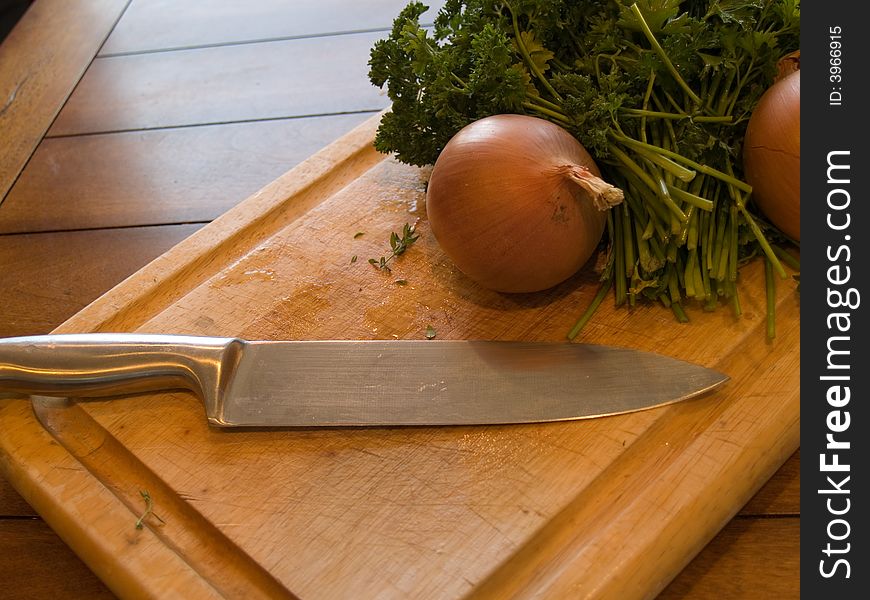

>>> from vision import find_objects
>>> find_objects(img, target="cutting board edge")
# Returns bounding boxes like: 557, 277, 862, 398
1, 317, 799, 599
0, 397, 227, 600
461, 308, 801, 600
52, 111, 387, 336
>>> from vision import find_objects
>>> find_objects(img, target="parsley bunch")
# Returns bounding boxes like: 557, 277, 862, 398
369, 0, 800, 337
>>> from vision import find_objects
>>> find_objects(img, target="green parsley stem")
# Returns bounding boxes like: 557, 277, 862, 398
656, 177, 688, 224
704, 203, 717, 271
608, 144, 657, 194
710, 206, 728, 280
705, 69, 724, 113
728, 205, 740, 281
640, 70, 656, 143
612, 134, 752, 193
667, 183, 714, 212
621, 108, 733, 123
737, 205, 787, 279
764, 257, 776, 339
507, 3, 562, 102
626, 142, 696, 182
772, 244, 800, 271
721, 158, 787, 279
568, 278, 612, 340
530, 95, 565, 114
726, 55, 758, 117
730, 282, 742, 317
683, 206, 699, 249
521, 100, 572, 125
715, 214, 731, 282
715, 65, 739, 116
628, 173, 673, 237
613, 211, 628, 306
621, 203, 635, 275
666, 264, 681, 304
629, 3, 702, 106
671, 301, 690, 323
634, 220, 655, 271
641, 212, 656, 240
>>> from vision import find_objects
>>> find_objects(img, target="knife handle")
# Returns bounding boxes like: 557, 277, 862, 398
0, 334, 243, 409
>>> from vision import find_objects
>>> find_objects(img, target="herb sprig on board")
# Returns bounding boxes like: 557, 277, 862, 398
369, 0, 800, 337
369, 222, 421, 272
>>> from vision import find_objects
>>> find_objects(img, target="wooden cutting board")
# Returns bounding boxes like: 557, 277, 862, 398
0, 114, 799, 599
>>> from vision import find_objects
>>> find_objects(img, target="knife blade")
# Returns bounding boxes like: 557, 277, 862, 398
0, 334, 727, 427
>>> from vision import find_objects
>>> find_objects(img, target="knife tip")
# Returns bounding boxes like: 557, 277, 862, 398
700, 368, 730, 394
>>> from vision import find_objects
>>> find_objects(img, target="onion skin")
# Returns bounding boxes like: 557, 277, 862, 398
426, 114, 622, 293
743, 68, 800, 241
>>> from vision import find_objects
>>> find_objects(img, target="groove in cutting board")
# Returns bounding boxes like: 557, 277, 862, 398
31, 396, 298, 600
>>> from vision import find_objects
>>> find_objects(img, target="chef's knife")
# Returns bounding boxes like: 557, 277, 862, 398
0, 334, 727, 427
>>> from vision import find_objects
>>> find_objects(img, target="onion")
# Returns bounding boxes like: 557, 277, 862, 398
425, 114, 623, 293
743, 62, 800, 241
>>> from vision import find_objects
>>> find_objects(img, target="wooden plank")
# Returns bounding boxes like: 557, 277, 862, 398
0, 224, 201, 338
0, 516, 799, 600
0, 519, 116, 599
0, 451, 799, 538
0, 490, 798, 600
0, 448, 797, 537
660, 518, 800, 598
0, 511, 798, 600
48, 32, 390, 137
100, 0, 445, 55
0, 399, 230, 599
0, 116, 800, 598
0, 0, 128, 202
0, 113, 374, 233
0, 480, 36, 517
740, 449, 799, 516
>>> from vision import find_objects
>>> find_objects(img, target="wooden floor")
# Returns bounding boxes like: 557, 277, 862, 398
0, 1, 798, 597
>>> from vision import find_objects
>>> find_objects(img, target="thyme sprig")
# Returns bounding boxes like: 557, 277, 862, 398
134, 490, 164, 530
369, 222, 420, 272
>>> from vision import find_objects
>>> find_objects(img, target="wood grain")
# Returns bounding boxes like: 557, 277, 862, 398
0, 0, 128, 202
0, 113, 374, 233
49, 32, 391, 137
0, 225, 202, 338
3, 450, 798, 525
0, 119, 800, 599
0, 399, 229, 600
0, 479, 35, 517
100, 0, 445, 55
0, 519, 116, 599
660, 517, 800, 598
0, 453, 798, 600
741, 449, 800, 516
